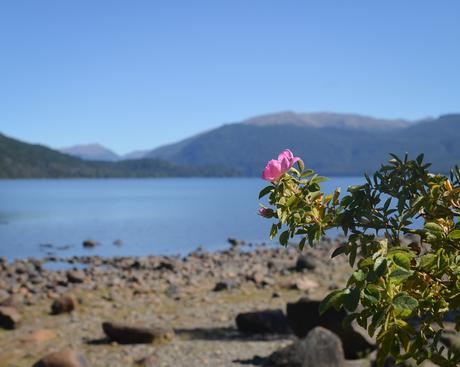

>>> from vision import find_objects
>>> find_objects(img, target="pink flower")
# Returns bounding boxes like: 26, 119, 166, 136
262, 149, 301, 181
258, 207, 271, 218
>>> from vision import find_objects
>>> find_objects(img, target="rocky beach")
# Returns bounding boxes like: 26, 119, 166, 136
0, 238, 447, 367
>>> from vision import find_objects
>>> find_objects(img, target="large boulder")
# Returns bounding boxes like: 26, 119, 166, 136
51, 295, 76, 315
295, 254, 316, 272
32, 349, 89, 367
267, 326, 345, 367
287, 298, 374, 359
102, 322, 174, 344
0, 306, 21, 329
236, 309, 291, 334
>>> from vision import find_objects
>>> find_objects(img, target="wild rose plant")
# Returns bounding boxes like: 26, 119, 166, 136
259, 150, 460, 367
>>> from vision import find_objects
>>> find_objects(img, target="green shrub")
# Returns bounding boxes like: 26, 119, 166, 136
259, 152, 460, 366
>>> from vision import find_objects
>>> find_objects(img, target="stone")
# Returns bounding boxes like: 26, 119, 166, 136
82, 240, 97, 248
21, 329, 56, 344
268, 326, 345, 367
67, 270, 85, 284
135, 355, 158, 367
235, 309, 292, 334
228, 238, 245, 247
0, 306, 21, 329
293, 277, 319, 291
102, 322, 174, 344
165, 284, 180, 298
295, 254, 316, 271
213, 280, 239, 292
287, 298, 374, 359
440, 329, 460, 353
51, 295, 76, 314
32, 349, 89, 367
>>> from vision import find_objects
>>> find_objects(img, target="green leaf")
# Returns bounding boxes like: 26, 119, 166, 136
373, 257, 387, 277
319, 289, 345, 315
331, 245, 347, 258
393, 252, 412, 270
393, 293, 418, 318
389, 268, 413, 283
448, 230, 460, 240
363, 285, 381, 304
353, 269, 366, 282
269, 224, 278, 240
258, 185, 274, 199
279, 230, 289, 246
343, 287, 361, 312
425, 222, 444, 233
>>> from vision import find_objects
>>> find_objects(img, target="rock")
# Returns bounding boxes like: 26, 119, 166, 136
51, 295, 76, 314
165, 284, 180, 298
293, 277, 319, 291
102, 322, 174, 344
295, 254, 316, 271
82, 240, 97, 248
0, 306, 21, 329
213, 280, 239, 292
440, 330, 460, 353
0, 295, 22, 308
66, 270, 85, 284
32, 349, 89, 367
235, 309, 291, 334
287, 298, 374, 359
135, 355, 158, 367
267, 327, 345, 367
21, 329, 56, 344
228, 238, 245, 247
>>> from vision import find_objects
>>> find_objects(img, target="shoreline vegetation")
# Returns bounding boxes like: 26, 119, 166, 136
1, 236, 452, 367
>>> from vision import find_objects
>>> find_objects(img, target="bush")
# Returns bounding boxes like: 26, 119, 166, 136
259, 151, 460, 366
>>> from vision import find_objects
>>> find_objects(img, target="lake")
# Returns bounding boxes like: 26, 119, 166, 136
0, 177, 362, 260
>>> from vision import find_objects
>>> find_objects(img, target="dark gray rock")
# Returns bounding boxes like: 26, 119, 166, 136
295, 254, 316, 272
267, 326, 345, 367
67, 270, 85, 284
102, 322, 174, 344
82, 240, 97, 248
287, 298, 374, 359
213, 280, 239, 292
0, 306, 21, 329
236, 309, 291, 334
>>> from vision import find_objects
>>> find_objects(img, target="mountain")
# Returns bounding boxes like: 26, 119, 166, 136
0, 134, 237, 179
122, 150, 150, 160
59, 143, 120, 161
243, 111, 413, 130
146, 112, 460, 176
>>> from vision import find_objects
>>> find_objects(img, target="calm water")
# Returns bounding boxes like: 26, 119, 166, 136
0, 177, 362, 260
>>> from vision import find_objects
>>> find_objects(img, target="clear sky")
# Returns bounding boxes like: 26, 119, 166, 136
1, 1, 459, 154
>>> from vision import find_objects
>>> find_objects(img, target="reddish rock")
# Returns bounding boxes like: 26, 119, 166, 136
32, 349, 89, 367
21, 329, 56, 344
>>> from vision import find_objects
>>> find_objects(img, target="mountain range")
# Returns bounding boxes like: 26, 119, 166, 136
146, 112, 459, 175
2, 111, 459, 178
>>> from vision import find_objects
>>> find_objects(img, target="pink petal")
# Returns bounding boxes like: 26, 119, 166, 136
262, 159, 282, 181
277, 149, 294, 162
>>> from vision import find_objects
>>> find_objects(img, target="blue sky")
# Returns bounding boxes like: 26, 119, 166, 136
1, 1, 459, 154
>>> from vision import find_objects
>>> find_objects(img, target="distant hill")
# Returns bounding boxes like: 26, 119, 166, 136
59, 143, 120, 161
121, 149, 150, 160
146, 112, 460, 175
243, 111, 413, 130
0, 134, 237, 179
